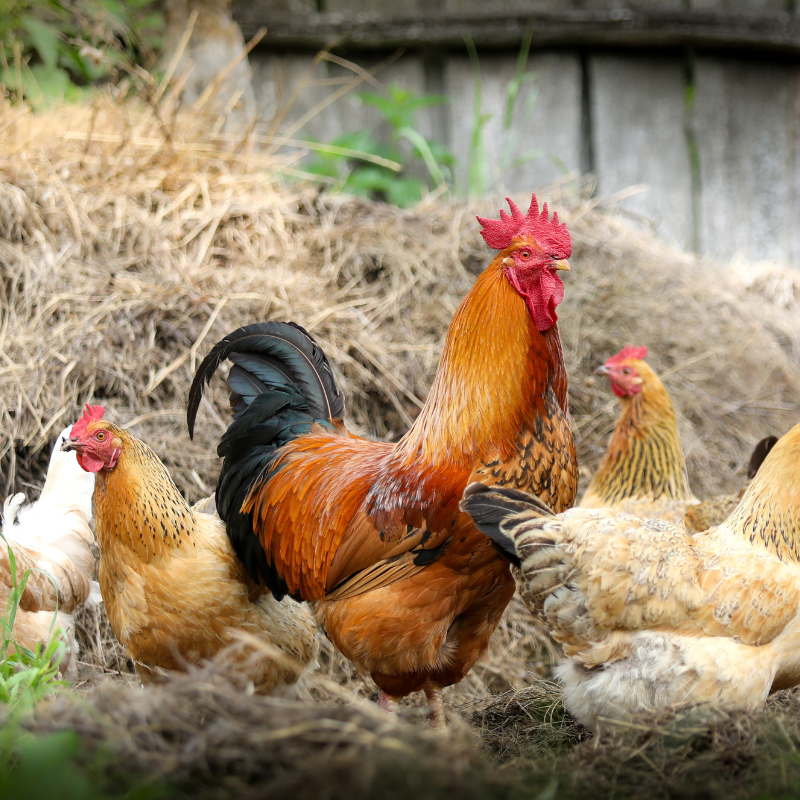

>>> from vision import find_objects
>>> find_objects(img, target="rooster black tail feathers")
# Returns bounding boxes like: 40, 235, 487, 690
186, 322, 344, 598
187, 321, 344, 439
460, 483, 555, 567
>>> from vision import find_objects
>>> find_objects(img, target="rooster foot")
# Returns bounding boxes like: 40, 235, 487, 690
424, 685, 446, 730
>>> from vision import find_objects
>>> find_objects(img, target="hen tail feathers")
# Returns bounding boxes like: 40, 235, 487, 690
461, 483, 554, 567
748, 435, 779, 481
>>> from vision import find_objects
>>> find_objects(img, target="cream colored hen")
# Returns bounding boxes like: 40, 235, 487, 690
462, 422, 800, 729
1, 426, 97, 673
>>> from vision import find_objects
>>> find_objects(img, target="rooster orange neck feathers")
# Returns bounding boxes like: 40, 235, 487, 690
398, 195, 570, 471
398, 254, 569, 472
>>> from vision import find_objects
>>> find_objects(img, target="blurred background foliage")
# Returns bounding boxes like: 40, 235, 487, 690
304, 85, 455, 208
0, 0, 163, 108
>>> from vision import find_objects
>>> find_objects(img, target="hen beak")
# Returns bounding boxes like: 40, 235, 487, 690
552, 258, 571, 271
594, 364, 611, 376
61, 437, 80, 453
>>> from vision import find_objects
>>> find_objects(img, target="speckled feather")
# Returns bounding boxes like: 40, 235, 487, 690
89, 422, 318, 692
580, 356, 696, 513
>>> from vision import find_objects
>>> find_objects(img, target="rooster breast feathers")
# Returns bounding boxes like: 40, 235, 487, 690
461, 483, 800, 665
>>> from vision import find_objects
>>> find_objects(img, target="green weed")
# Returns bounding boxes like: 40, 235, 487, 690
304, 83, 454, 208
0, 0, 163, 108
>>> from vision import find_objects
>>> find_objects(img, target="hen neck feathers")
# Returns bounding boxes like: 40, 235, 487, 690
584, 367, 694, 506
93, 432, 197, 561
723, 431, 800, 562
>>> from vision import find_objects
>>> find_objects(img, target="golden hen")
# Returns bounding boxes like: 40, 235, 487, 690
63, 405, 317, 691
580, 345, 697, 523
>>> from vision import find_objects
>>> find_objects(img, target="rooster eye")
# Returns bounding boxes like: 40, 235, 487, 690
519, 250, 532, 259
622, 368, 631, 375
96, 431, 106, 441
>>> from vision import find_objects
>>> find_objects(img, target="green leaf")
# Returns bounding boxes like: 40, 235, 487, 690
386, 177, 424, 208
397, 126, 446, 189
27, 64, 81, 107
22, 16, 61, 69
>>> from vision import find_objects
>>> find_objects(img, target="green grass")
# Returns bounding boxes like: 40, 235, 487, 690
0, 533, 164, 799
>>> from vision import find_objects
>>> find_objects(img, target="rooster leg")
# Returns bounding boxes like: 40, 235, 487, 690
378, 691, 397, 716
424, 685, 446, 729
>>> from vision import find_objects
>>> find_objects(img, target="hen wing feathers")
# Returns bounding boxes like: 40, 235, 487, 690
0, 427, 95, 614
461, 484, 800, 665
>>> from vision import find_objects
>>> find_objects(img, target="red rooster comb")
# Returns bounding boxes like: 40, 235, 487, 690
70, 404, 106, 439
606, 345, 648, 366
476, 194, 572, 255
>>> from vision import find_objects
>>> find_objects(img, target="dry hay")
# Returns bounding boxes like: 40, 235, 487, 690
24, 669, 497, 800
0, 97, 797, 506
23, 668, 800, 799
2, 96, 800, 798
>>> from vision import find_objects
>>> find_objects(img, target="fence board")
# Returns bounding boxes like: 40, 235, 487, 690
591, 55, 695, 251
694, 57, 798, 264
444, 52, 582, 195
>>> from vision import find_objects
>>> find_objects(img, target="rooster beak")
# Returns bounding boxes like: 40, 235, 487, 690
552, 258, 571, 271
594, 364, 611, 376
61, 437, 80, 453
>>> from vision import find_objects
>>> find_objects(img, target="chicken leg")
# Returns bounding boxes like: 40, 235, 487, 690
425, 685, 445, 729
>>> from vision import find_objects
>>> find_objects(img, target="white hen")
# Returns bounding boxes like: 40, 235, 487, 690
1, 425, 97, 673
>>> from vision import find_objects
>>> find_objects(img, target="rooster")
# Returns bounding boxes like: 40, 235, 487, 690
462, 422, 800, 728
580, 345, 697, 523
187, 195, 578, 723
1, 426, 96, 674
62, 406, 318, 691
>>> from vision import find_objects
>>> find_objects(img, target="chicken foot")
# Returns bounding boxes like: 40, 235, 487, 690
378, 691, 397, 715
424, 685, 446, 729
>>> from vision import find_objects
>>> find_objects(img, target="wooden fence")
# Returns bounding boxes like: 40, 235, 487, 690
231, 1, 800, 267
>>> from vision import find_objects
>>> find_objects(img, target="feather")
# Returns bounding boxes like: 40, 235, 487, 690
187, 321, 344, 438
748, 435, 779, 480
460, 483, 554, 566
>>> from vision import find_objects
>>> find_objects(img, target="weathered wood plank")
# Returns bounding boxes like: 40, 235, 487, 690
249, 51, 435, 144
233, 7, 800, 54
693, 57, 798, 264
590, 54, 695, 251
445, 52, 582, 195
690, 0, 787, 12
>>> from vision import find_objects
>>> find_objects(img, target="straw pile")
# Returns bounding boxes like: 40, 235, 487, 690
1, 98, 798, 504
2, 94, 800, 798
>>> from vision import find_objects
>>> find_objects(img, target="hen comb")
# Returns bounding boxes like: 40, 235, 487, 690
476, 194, 572, 254
70, 404, 106, 439
606, 345, 649, 366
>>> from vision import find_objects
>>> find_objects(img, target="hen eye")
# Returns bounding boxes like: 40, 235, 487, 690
96, 431, 106, 441
519, 250, 532, 259
622, 368, 631, 375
